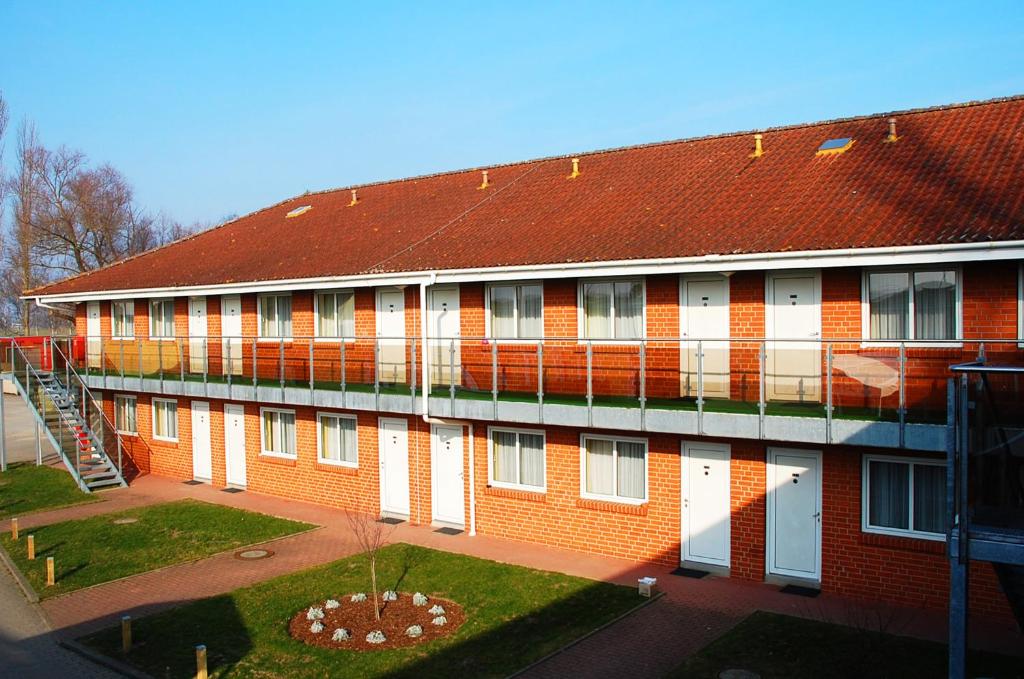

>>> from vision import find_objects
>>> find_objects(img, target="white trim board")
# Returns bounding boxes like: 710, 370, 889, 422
31, 240, 1024, 304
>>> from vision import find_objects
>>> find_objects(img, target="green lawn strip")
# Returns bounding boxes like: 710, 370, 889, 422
0, 499, 313, 599
0, 462, 101, 521
80, 543, 642, 679
668, 611, 1024, 679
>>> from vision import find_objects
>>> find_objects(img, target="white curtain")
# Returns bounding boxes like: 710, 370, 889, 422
317, 293, 337, 336
491, 286, 516, 338
868, 460, 909, 529
338, 292, 355, 338
584, 284, 612, 339
156, 401, 177, 438
614, 282, 643, 339
586, 438, 614, 495
518, 285, 543, 339
281, 413, 295, 454
519, 433, 544, 487
913, 464, 945, 533
868, 273, 909, 340
616, 441, 645, 499
914, 271, 956, 340
493, 430, 518, 483
261, 297, 277, 337
321, 416, 339, 460
277, 296, 293, 337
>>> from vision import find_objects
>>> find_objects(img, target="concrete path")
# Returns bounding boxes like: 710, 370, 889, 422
2, 472, 1021, 677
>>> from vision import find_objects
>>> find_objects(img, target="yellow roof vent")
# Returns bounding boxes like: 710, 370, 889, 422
816, 137, 855, 156
478, 169, 490, 190
567, 157, 581, 179
884, 118, 899, 143
749, 133, 764, 159
348, 189, 359, 207
286, 205, 312, 218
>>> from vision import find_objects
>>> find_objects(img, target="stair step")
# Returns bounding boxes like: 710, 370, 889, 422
85, 478, 123, 489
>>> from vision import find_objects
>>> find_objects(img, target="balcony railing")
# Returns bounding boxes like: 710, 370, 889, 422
56, 334, 1022, 440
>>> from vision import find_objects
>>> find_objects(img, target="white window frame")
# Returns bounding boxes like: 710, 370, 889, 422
151, 398, 178, 442
114, 395, 137, 435
111, 300, 135, 339
257, 293, 294, 342
1017, 263, 1023, 347
316, 412, 358, 468
578, 433, 649, 504
314, 289, 356, 342
486, 426, 546, 493
149, 298, 175, 340
861, 454, 946, 542
860, 266, 963, 347
260, 407, 297, 458
576, 277, 647, 343
484, 282, 544, 342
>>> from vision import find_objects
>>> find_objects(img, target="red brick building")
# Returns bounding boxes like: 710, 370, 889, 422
28, 96, 1024, 624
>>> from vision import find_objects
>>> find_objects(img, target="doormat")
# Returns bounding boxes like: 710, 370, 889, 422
222, 487, 245, 494
378, 517, 405, 525
779, 584, 820, 598
670, 567, 709, 579
434, 527, 463, 536
183, 480, 204, 486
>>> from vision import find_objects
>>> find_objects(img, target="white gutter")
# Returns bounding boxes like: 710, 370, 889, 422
28, 240, 1024, 304
34, 298, 64, 312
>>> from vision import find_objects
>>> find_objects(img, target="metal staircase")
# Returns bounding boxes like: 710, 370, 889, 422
8, 339, 129, 492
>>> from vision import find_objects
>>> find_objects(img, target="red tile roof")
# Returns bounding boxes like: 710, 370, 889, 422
30, 96, 1024, 297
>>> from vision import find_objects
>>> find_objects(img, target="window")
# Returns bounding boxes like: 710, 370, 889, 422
865, 269, 959, 341
580, 279, 644, 340
317, 413, 357, 466
580, 435, 647, 502
862, 455, 946, 540
316, 291, 355, 339
114, 395, 137, 434
112, 301, 135, 338
261, 408, 296, 457
152, 398, 178, 441
488, 428, 545, 491
149, 299, 175, 338
259, 294, 293, 339
488, 283, 542, 339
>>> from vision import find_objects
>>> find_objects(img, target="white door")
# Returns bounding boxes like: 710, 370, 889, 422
191, 401, 212, 481
86, 301, 101, 368
429, 286, 461, 387
188, 297, 208, 373
681, 441, 731, 568
379, 417, 410, 516
681, 276, 730, 398
221, 295, 242, 375
224, 403, 247, 487
432, 424, 465, 526
767, 448, 822, 581
766, 272, 821, 402
377, 289, 406, 384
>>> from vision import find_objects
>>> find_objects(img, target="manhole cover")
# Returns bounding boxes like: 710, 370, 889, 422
235, 548, 274, 560
112, 518, 138, 525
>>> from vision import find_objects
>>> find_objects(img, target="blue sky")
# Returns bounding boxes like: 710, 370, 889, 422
2, 1, 1023, 227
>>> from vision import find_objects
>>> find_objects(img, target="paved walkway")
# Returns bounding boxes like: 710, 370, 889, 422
2, 473, 1022, 678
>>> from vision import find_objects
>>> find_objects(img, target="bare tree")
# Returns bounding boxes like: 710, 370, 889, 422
6, 120, 45, 332
345, 509, 396, 621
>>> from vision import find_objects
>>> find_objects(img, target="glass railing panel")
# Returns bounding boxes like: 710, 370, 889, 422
830, 343, 901, 422
966, 370, 1024, 531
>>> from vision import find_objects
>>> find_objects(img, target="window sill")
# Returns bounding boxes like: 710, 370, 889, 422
313, 337, 357, 344
110, 337, 136, 342
259, 452, 297, 467
576, 497, 648, 515
861, 530, 945, 554
152, 436, 179, 444
116, 430, 139, 437
317, 458, 358, 470
858, 341, 964, 350
316, 461, 358, 475
485, 485, 546, 502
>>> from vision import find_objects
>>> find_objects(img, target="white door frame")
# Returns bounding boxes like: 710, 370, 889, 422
86, 301, 101, 368
681, 440, 731, 568
765, 270, 822, 402
378, 416, 410, 517
766, 446, 822, 582
429, 284, 461, 387
188, 296, 208, 373
430, 423, 465, 527
224, 403, 247, 488
679, 273, 731, 399
375, 288, 407, 383
191, 400, 212, 481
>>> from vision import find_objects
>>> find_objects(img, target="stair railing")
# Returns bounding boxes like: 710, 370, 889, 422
48, 338, 150, 483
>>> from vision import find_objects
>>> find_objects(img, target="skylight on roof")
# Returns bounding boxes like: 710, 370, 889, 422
286, 205, 313, 218
816, 138, 854, 156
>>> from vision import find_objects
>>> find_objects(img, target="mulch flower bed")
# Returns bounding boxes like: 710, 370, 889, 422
289, 592, 465, 651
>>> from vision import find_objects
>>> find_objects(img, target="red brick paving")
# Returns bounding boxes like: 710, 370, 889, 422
4, 475, 1020, 678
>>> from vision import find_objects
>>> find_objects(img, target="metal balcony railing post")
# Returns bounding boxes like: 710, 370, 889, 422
252, 339, 258, 388
586, 340, 593, 427
179, 339, 185, 384
826, 343, 833, 445
279, 337, 285, 393
158, 338, 164, 387
449, 339, 456, 410
202, 338, 208, 390
136, 339, 142, 382
758, 341, 766, 439
410, 338, 417, 406
537, 342, 544, 422
101, 340, 106, 388
339, 340, 346, 408
491, 340, 498, 419
639, 340, 647, 430
697, 340, 704, 435
898, 342, 906, 448
117, 435, 123, 474
120, 341, 125, 381
309, 340, 315, 395
374, 338, 380, 411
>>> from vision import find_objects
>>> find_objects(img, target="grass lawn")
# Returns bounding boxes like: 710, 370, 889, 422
0, 499, 313, 598
81, 543, 643, 678
0, 462, 101, 520
669, 611, 1024, 679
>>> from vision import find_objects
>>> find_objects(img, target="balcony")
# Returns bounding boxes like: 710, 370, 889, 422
51, 335, 1022, 451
